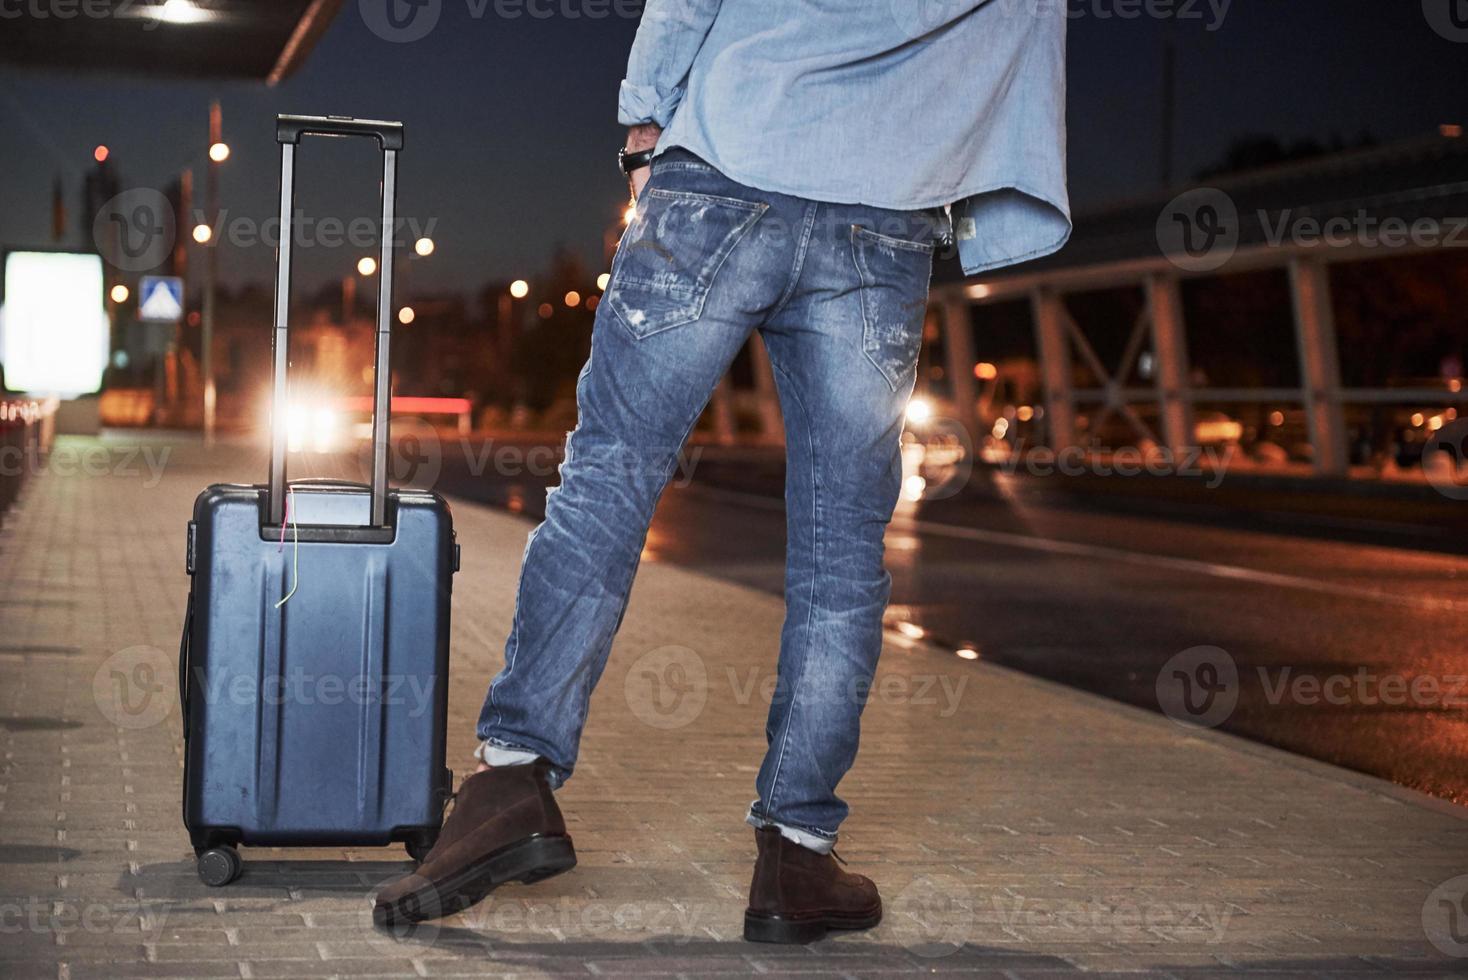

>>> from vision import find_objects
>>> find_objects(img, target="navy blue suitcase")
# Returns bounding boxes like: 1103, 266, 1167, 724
179, 115, 457, 887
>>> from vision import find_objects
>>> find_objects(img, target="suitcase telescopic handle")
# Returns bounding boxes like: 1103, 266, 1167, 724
276, 114, 405, 151
267, 113, 402, 528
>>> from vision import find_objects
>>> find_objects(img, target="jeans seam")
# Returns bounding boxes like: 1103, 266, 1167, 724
760, 354, 820, 819
767, 201, 818, 324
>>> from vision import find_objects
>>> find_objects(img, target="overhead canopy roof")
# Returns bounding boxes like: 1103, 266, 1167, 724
0, 0, 343, 83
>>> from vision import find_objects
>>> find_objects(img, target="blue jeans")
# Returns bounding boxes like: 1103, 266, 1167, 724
477, 149, 934, 850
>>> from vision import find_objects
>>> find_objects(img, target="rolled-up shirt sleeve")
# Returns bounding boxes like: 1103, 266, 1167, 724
617, 0, 723, 128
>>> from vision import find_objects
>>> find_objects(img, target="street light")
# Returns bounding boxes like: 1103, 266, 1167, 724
192, 223, 212, 244
110, 284, 130, 304
94, 145, 109, 163
564, 290, 581, 308
414, 237, 435, 257
398, 306, 415, 325
509, 279, 529, 299
357, 256, 378, 277
208, 142, 230, 163
596, 272, 610, 291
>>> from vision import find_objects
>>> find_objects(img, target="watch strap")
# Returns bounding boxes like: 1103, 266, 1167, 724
619, 146, 656, 174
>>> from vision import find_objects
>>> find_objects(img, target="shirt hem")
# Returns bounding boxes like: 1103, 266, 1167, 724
655, 140, 1072, 274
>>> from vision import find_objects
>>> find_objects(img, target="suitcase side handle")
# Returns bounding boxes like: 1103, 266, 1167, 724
267, 114, 402, 528
276, 114, 404, 151
178, 591, 193, 734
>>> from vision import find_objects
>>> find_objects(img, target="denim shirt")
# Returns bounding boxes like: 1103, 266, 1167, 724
618, 0, 1072, 275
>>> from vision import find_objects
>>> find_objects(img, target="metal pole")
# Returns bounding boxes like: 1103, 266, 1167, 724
1289, 257, 1348, 476
1146, 273, 1194, 457
1030, 288, 1077, 450
1160, 20, 1176, 189
202, 99, 221, 447
940, 298, 979, 443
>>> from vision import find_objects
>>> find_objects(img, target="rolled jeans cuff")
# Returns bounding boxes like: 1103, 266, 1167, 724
474, 739, 540, 769
745, 803, 836, 855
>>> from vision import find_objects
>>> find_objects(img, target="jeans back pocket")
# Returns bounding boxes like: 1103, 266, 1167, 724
609, 188, 767, 339
851, 225, 934, 390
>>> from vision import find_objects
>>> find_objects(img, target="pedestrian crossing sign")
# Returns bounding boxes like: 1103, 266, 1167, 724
138, 275, 184, 322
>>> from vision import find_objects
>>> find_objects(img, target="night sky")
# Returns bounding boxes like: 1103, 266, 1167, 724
2, 1, 1465, 302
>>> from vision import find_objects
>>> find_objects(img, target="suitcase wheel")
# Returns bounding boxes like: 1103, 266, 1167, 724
197, 846, 242, 887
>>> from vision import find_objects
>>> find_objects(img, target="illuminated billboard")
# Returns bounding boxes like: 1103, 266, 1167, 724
0, 250, 109, 397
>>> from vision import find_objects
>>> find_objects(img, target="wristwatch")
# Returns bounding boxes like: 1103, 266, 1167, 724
618, 146, 656, 175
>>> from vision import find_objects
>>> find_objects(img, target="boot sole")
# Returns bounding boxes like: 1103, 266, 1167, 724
743, 905, 883, 944
374, 833, 576, 927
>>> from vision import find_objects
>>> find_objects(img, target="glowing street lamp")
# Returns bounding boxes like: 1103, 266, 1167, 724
414, 237, 435, 257
110, 284, 130, 304
94, 145, 109, 163
509, 279, 529, 299
596, 272, 610, 291
357, 256, 377, 277
564, 290, 581, 308
192, 223, 212, 244
208, 142, 230, 163
398, 306, 415, 325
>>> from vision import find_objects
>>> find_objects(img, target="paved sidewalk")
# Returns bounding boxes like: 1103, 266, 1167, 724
2, 434, 1466, 979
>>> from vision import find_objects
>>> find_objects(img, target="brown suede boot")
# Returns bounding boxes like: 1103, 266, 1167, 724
743, 826, 882, 944
373, 762, 575, 927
